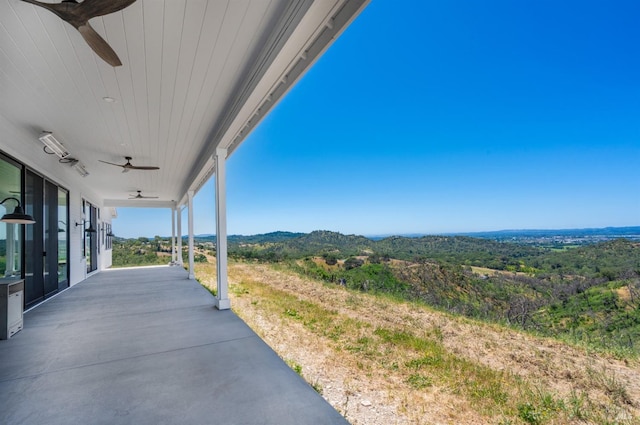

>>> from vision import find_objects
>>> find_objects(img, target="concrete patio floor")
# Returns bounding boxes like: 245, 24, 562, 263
0, 266, 348, 425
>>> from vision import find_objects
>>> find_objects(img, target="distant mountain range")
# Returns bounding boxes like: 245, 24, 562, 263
449, 226, 640, 239
186, 226, 640, 243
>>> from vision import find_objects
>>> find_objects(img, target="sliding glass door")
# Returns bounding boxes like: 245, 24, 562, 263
24, 170, 69, 308
0, 153, 69, 309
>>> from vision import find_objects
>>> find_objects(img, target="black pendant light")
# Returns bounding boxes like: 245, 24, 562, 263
0, 197, 36, 224
75, 220, 97, 233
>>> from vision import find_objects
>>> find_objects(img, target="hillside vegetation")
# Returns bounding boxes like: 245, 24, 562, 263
193, 259, 640, 424
113, 231, 640, 357
226, 231, 640, 357
112, 229, 640, 423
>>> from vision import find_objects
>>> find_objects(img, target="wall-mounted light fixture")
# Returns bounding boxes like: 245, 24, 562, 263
75, 220, 97, 233
39, 132, 90, 176
39, 131, 70, 159
0, 197, 36, 224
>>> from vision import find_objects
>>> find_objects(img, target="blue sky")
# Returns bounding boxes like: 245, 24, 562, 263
114, 0, 640, 238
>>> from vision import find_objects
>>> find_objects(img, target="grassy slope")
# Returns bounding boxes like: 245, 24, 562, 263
195, 260, 640, 425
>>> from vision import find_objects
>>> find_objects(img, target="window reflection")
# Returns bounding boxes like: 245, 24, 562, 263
58, 189, 68, 284
0, 156, 22, 278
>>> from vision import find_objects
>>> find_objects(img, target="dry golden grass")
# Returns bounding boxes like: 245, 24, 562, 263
194, 259, 640, 425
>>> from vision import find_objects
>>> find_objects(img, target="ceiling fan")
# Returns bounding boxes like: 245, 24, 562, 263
99, 156, 159, 173
20, 0, 138, 67
129, 191, 158, 200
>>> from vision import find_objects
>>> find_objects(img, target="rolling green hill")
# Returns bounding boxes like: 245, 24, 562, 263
227, 231, 638, 355
112, 229, 640, 355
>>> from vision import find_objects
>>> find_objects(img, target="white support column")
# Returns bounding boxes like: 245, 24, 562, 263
187, 191, 195, 279
5, 224, 15, 276
171, 206, 176, 264
214, 148, 230, 310
176, 205, 183, 266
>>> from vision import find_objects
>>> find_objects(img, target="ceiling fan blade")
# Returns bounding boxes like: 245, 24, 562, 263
20, 0, 135, 67
77, 23, 122, 67
129, 166, 160, 170
98, 159, 125, 168
20, 0, 63, 15
101, 157, 158, 171
79, 0, 138, 18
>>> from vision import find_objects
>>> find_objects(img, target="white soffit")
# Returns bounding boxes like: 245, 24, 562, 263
0, 0, 369, 208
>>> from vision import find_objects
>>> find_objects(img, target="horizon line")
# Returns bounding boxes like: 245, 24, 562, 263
114, 225, 640, 239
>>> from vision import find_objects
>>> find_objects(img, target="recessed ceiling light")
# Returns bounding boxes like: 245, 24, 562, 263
102, 97, 116, 103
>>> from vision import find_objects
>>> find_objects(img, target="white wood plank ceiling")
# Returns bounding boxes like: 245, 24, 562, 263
0, 0, 368, 207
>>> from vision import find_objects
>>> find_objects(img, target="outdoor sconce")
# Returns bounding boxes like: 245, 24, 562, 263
0, 197, 36, 224
75, 221, 97, 233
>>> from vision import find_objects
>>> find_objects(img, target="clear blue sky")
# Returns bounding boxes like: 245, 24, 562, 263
114, 0, 640, 239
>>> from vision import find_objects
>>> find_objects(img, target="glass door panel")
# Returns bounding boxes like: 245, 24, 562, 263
83, 201, 98, 273
43, 180, 57, 297
58, 188, 68, 290
25, 170, 44, 307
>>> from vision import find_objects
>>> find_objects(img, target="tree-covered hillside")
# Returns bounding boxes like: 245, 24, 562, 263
111, 236, 209, 267
112, 229, 640, 355
224, 231, 639, 355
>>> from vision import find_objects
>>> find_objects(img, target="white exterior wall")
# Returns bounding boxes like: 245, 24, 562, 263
63, 187, 117, 286
99, 208, 116, 271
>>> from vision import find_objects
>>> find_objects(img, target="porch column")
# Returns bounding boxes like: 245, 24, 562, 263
214, 148, 230, 310
171, 206, 176, 264
176, 206, 183, 266
187, 191, 195, 279
5, 224, 15, 276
